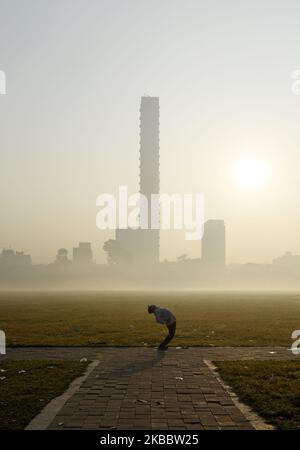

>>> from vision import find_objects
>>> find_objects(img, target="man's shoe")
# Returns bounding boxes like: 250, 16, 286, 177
158, 346, 168, 351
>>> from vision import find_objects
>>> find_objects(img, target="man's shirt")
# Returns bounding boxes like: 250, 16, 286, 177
154, 307, 176, 326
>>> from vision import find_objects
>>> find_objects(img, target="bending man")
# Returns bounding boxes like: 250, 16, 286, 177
148, 305, 176, 350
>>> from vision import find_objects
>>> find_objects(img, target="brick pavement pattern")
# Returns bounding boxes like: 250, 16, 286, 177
46, 348, 257, 430
5, 347, 295, 430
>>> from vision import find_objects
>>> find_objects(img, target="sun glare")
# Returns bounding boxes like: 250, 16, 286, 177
235, 158, 268, 190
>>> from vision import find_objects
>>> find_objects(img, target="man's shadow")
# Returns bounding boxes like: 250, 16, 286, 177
94, 350, 166, 380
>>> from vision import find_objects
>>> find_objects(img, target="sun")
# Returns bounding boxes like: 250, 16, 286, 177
234, 158, 268, 190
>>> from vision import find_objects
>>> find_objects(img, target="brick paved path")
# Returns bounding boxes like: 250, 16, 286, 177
7, 347, 294, 430
45, 348, 254, 430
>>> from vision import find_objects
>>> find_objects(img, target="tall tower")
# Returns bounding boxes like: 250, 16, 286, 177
139, 96, 160, 263
139, 97, 160, 202
202, 220, 226, 266
114, 97, 160, 264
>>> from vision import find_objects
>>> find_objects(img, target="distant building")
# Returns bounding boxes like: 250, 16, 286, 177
0, 248, 32, 266
115, 229, 139, 262
55, 248, 70, 265
273, 251, 300, 269
73, 242, 93, 264
138, 96, 160, 263
201, 220, 226, 266
114, 96, 160, 264
115, 228, 159, 264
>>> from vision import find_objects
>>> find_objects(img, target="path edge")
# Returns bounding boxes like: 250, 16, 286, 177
203, 359, 274, 430
26, 360, 99, 430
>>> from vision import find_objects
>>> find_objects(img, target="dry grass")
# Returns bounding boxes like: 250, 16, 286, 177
0, 360, 88, 429
0, 291, 299, 347
216, 360, 300, 430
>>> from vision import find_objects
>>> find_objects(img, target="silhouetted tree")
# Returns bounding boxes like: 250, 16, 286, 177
103, 239, 131, 264
177, 254, 188, 262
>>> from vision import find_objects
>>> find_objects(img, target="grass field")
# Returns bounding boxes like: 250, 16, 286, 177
0, 360, 88, 429
215, 360, 300, 429
0, 291, 299, 347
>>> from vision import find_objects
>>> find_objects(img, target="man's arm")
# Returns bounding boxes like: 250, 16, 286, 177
155, 309, 165, 324
159, 309, 176, 326
156, 309, 169, 324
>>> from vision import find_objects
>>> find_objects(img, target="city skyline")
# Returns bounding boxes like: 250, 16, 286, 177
1, 81, 299, 266
2, 226, 300, 268
1, 1, 300, 265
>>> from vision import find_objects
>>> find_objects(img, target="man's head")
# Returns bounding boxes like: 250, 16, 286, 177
148, 305, 156, 314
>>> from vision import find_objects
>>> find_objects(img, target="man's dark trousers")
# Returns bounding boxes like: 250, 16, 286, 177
159, 321, 176, 349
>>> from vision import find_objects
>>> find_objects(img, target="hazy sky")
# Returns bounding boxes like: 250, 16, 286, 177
1, 0, 300, 264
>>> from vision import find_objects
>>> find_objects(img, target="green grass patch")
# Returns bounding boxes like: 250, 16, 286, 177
0, 291, 299, 346
0, 360, 88, 429
215, 360, 300, 430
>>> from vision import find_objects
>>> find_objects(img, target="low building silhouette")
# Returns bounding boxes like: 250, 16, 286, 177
55, 248, 70, 265
201, 220, 226, 266
73, 242, 93, 265
0, 248, 32, 266
114, 229, 159, 264
272, 251, 300, 269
